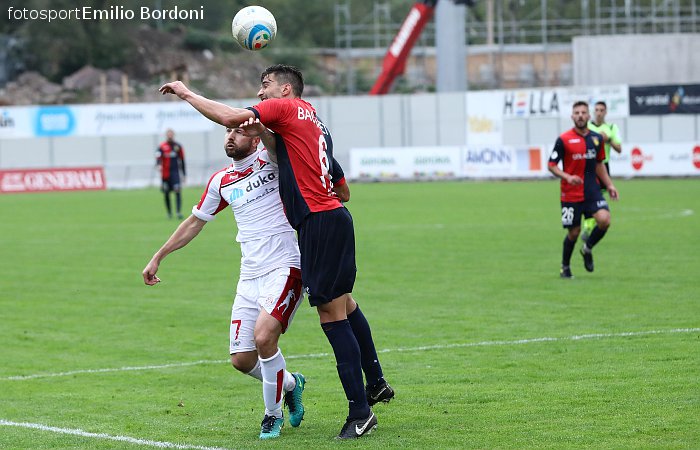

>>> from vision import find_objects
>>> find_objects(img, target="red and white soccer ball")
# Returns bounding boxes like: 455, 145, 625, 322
231, 6, 277, 51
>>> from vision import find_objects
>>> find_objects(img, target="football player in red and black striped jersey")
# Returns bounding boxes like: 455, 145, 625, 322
155, 129, 186, 219
548, 101, 619, 278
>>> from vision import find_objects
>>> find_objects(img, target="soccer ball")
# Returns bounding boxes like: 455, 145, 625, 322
231, 6, 277, 51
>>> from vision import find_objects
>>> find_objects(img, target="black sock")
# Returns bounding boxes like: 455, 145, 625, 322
175, 192, 182, 215
562, 235, 576, 266
321, 319, 370, 420
347, 304, 384, 387
586, 226, 608, 249
164, 192, 172, 216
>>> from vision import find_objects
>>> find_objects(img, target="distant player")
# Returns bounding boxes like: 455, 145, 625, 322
548, 101, 619, 278
581, 101, 623, 241
155, 129, 186, 219
159, 65, 393, 439
143, 124, 306, 439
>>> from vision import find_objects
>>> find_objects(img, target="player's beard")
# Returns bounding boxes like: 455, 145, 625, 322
225, 143, 255, 160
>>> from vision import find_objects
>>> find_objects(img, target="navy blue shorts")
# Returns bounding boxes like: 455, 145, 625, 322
561, 195, 609, 229
161, 178, 181, 192
298, 207, 357, 306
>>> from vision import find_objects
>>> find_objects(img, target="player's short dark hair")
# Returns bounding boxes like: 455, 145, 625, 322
572, 100, 589, 110
595, 101, 607, 109
261, 64, 304, 97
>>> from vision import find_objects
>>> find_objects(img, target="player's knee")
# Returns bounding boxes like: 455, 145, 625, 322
568, 227, 581, 240
597, 214, 611, 229
230, 354, 253, 373
345, 294, 357, 315
254, 328, 278, 354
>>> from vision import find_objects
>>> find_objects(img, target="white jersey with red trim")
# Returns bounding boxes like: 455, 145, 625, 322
192, 149, 299, 279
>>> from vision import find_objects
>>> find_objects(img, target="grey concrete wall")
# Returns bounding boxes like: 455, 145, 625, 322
573, 34, 700, 86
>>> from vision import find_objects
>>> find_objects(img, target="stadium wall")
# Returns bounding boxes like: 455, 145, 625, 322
573, 34, 700, 86
1, 85, 699, 190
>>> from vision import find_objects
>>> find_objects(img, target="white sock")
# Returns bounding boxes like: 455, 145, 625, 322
259, 349, 288, 418
246, 359, 262, 382
283, 370, 296, 393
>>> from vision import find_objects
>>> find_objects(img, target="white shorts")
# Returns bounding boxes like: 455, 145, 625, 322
229, 267, 303, 355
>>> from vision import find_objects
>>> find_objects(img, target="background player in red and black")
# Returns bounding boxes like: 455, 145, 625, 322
159, 65, 392, 439
548, 101, 619, 278
155, 129, 186, 219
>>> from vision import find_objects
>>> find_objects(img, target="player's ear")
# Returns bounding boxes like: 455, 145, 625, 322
282, 83, 292, 96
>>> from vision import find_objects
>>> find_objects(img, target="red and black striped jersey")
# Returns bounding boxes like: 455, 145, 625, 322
248, 98, 344, 228
548, 129, 606, 202
156, 141, 186, 180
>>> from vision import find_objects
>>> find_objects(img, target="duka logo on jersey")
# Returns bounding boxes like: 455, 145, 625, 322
245, 172, 276, 192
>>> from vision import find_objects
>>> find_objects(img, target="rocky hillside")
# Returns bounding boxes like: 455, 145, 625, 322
0, 26, 274, 105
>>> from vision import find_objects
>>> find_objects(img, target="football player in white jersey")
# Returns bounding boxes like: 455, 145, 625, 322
142, 123, 305, 440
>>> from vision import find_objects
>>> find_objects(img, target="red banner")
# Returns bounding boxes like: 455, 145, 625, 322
0, 167, 106, 194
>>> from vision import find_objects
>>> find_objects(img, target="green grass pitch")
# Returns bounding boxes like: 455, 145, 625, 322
1, 178, 698, 449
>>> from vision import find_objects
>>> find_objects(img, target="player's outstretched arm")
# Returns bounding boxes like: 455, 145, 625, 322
142, 215, 207, 285
159, 81, 254, 129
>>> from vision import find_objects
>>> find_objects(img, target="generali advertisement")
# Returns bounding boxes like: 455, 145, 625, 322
0, 167, 106, 194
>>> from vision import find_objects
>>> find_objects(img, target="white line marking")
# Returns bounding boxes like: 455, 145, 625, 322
3, 327, 698, 381
0, 419, 231, 450
4, 360, 225, 381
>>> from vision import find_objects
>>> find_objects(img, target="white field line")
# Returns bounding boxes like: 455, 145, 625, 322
3, 327, 698, 382
0, 419, 230, 450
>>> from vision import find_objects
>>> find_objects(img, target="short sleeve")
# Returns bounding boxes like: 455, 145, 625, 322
192, 171, 228, 221
330, 157, 346, 185
596, 135, 606, 162
249, 98, 293, 131
549, 137, 565, 165
610, 124, 622, 145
